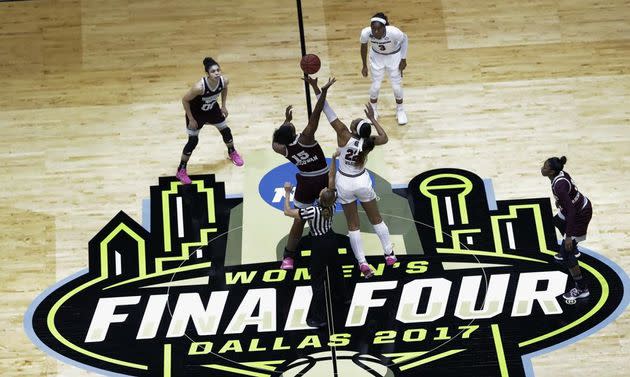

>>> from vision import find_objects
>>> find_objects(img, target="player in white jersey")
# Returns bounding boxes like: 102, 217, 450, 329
360, 12, 409, 125
308, 79, 398, 278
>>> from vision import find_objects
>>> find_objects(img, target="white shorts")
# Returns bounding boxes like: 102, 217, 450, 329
369, 50, 402, 76
335, 170, 377, 205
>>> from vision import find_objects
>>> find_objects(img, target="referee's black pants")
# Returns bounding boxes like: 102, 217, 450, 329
309, 231, 347, 323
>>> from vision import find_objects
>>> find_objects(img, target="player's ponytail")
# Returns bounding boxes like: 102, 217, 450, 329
356, 120, 372, 139
319, 189, 337, 219
356, 137, 375, 166
355, 120, 374, 166
547, 156, 568, 173
203, 57, 219, 73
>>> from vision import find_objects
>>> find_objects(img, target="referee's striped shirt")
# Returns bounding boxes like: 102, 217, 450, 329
299, 206, 334, 236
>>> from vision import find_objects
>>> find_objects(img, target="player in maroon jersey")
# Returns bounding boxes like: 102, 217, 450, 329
272, 76, 336, 270
176, 57, 243, 185
541, 156, 593, 300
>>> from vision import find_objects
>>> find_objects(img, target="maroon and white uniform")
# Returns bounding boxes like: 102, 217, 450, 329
552, 171, 593, 241
284, 134, 328, 208
186, 76, 227, 135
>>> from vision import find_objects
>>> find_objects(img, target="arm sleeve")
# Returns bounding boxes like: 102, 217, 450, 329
554, 180, 577, 236
316, 94, 338, 123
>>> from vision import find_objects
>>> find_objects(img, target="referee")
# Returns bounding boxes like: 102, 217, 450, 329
283, 151, 341, 327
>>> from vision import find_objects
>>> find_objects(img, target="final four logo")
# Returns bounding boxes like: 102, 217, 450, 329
25, 168, 628, 376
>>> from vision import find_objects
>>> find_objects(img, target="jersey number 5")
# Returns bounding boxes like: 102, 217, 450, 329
291, 151, 310, 164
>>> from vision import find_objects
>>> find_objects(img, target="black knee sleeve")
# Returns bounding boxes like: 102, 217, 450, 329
553, 214, 566, 236
219, 127, 233, 144
561, 240, 579, 268
183, 136, 199, 156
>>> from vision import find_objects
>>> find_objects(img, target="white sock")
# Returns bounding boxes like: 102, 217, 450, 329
373, 221, 393, 255
348, 230, 367, 264
396, 103, 404, 111
370, 102, 378, 111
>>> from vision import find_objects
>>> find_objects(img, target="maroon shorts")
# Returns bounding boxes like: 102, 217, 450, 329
573, 200, 593, 237
294, 173, 328, 206
559, 200, 593, 238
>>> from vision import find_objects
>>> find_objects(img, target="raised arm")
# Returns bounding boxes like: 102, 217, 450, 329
328, 150, 340, 189
301, 77, 336, 142
271, 106, 292, 155
305, 78, 351, 146
283, 182, 301, 219
364, 103, 388, 145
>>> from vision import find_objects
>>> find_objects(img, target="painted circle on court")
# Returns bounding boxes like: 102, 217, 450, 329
258, 161, 301, 211
258, 160, 374, 211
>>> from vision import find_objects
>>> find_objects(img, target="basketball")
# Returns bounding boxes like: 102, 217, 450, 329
300, 54, 321, 75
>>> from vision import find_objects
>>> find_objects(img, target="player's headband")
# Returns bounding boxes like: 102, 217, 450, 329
371, 17, 387, 25
357, 119, 371, 132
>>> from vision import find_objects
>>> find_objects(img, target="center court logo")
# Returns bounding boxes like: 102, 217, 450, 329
25, 168, 629, 376
258, 160, 372, 211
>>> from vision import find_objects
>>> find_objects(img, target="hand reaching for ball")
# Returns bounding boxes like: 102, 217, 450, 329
321, 77, 336, 92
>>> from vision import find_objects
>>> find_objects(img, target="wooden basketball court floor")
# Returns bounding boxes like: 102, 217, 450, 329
1, 0, 628, 376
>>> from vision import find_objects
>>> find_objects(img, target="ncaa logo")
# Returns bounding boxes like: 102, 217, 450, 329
258, 160, 373, 210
